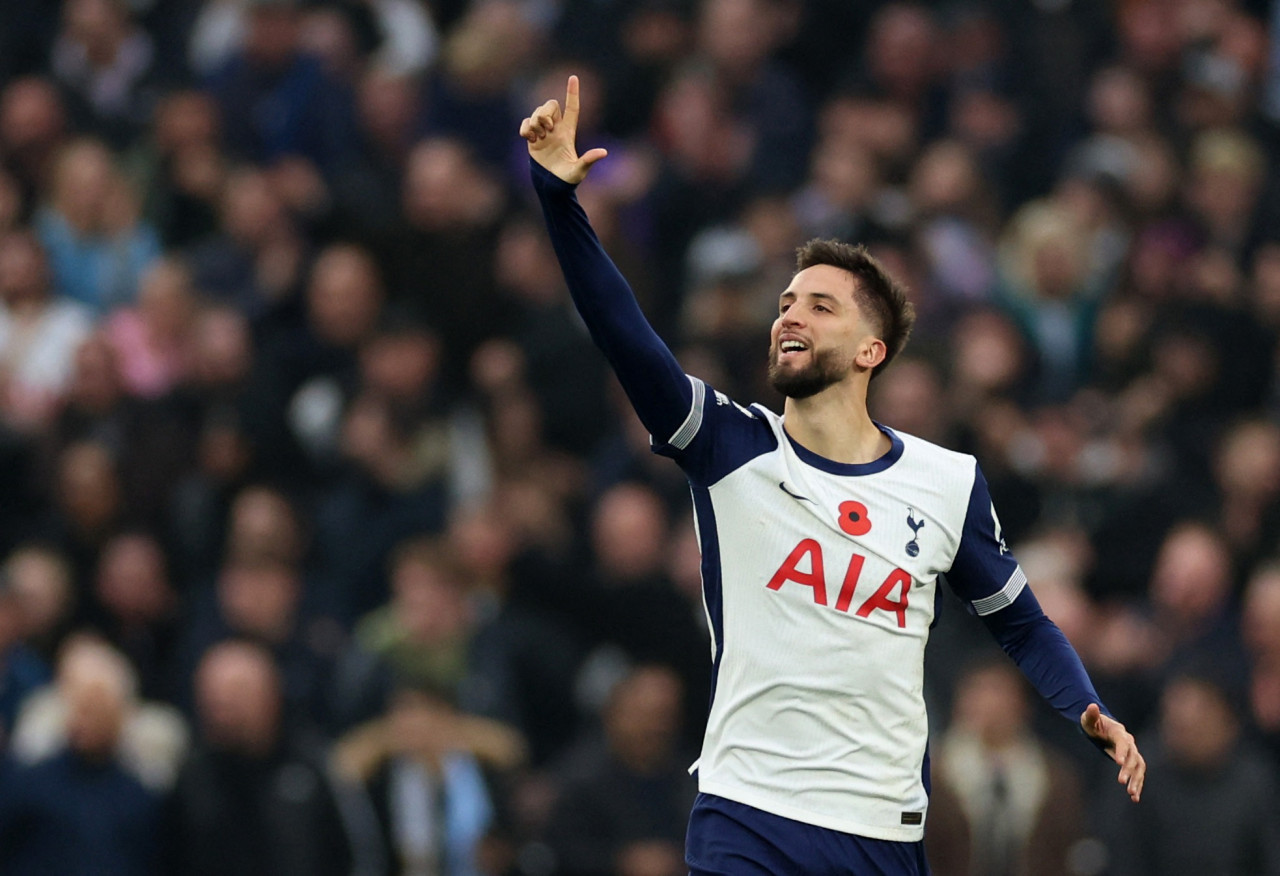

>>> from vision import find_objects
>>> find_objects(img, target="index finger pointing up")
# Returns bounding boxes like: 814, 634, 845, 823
563, 75, 582, 128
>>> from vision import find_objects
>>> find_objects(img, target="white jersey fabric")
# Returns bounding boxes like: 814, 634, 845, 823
655, 376, 1025, 843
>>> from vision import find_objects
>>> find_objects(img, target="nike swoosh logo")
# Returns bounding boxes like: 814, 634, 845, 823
778, 482, 815, 503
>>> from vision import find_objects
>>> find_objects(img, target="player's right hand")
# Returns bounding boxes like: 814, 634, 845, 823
520, 75, 608, 185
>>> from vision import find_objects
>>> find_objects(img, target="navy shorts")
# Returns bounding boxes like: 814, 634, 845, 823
685, 793, 931, 875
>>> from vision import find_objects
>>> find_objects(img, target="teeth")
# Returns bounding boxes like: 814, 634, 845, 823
781, 341, 806, 352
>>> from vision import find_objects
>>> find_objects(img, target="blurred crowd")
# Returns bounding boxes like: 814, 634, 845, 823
1, 0, 1280, 873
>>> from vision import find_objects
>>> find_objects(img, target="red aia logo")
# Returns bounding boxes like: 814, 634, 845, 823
838, 501, 872, 536
765, 539, 911, 627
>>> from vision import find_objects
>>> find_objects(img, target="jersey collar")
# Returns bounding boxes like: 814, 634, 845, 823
784, 422, 904, 476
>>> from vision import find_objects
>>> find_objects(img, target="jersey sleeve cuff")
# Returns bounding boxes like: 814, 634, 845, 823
971, 566, 1028, 616
530, 158, 577, 196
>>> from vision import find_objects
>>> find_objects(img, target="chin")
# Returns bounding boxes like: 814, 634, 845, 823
767, 349, 849, 400
768, 369, 832, 400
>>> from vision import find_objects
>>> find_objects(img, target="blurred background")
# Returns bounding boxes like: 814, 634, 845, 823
0, 0, 1279, 873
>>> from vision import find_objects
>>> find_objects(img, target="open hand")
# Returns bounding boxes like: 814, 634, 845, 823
1081, 703, 1145, 802
519, 75, 608, 185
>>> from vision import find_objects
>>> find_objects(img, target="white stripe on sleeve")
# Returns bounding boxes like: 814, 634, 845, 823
972, 566, 1028, 616
667, 375, 706, 450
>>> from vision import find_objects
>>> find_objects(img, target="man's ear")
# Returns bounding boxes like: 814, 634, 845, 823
857, 338, 887, 371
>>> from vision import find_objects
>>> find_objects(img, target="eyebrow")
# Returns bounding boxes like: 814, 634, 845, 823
779, 290, 843, 306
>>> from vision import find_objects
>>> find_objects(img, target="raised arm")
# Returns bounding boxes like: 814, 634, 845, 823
520, 76, 694, 444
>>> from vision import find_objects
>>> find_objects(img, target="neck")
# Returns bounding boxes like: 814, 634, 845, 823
782, 378, 888, 464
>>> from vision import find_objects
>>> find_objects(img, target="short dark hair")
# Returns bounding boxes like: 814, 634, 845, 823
795, 239, 915, 378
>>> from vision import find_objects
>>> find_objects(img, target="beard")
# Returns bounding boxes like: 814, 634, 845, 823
767, 344, 853, 399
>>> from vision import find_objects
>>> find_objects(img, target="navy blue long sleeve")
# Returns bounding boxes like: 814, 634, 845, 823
948, 465, 1111, 731
531, 160, 692, 443
981, 586, 1112, 731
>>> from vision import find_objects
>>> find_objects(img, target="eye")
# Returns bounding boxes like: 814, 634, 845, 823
814, 304, 830, 313
779, 303, 790, 314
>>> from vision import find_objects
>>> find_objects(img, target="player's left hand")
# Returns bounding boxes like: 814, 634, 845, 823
1081, 702, 1145, 802
519, 75, 608, 184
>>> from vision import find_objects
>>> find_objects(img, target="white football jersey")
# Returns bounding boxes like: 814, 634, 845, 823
654, 377, 1026, 842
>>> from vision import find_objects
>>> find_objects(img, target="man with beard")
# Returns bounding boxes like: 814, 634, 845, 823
520, 78, 1145, 875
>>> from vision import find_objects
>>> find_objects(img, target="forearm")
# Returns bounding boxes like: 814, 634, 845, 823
531, 160, 691, 440
981, 588, 1108, 724
454, 714, 528, 769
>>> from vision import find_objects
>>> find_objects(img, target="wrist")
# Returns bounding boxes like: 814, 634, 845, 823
530, 157, 578, 193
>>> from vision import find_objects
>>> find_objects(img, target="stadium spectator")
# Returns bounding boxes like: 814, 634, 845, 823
906, 139, 999, 307
419, 2, 531, 169
925, 659, 1089, 876
185, 166, 307, 319
0, 577, 50, 742
544, 665, 695, 876
491, 212, 612, 457
260, 241, 385, 471
8, 635, 187, 793
34, 137, 161, 314
1243, 562, 1280, 760
1102, 666, 1280, 875
867, 356, 952, 447
0, 543, 76, 663
164, 639, 353, 876
1146, 522, 1247, 679
192, 0, 438, 84
0, 77, 69, 203
131, 90, 225, 248
332, 684, 523, 876
311, 389, 451, 621
42, 440, 125, 591
446, 499, 583, 766
0, 229, 92, 431
383, 136, 506, 379
580, 481, 709, 744
995, 200, 1105, 403
168, 406, 259, 584
49, 330, 197, 528
694, 0, 812, 192
1209, 417, 1280, 572
0, 633, 162, 876
330, 536, 476, 730
104, 256, 199, 398
49, 0, 161, 149
223, 483, 307, 568
646, 64, 756, 307
90, 530, 180, 702
330, 65, 422, 240
202, 0, 359, 177
176, 553, 329, 722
